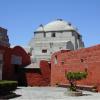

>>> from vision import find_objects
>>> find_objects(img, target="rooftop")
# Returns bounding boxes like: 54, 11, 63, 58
35, 19, 76, 32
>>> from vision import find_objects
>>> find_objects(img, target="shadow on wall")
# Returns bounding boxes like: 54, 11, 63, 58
14, 65, 28, 86
14, 60, 51, 86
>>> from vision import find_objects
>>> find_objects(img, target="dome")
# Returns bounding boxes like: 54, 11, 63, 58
35, 19, 76, 32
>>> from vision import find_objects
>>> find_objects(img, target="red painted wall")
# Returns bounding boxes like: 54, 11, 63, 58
2, 43, 100, 90
40, 60, 51, 85
1, 45, 51, 86
25, 60, 51, 86
0, 46, 13, 80
12, 46, 30, 66
0, 45, 31, 80
51, 44, 100, 91
25, 70, 43, 86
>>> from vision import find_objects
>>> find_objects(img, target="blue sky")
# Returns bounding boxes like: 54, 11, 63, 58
0, 0, 100, 47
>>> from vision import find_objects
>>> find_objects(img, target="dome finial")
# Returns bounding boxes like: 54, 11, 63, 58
39, 24, 43, 27
56, 18, 63, 21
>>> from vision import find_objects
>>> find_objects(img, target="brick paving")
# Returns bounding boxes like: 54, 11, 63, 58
10, 87, 100, 100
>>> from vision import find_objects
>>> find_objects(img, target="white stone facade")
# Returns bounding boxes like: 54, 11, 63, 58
28, 19, 84, 67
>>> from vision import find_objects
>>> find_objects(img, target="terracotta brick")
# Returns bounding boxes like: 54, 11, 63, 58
51, 44, 100, 91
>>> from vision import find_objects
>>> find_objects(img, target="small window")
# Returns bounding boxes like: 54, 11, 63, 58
42, 49, 47, 53
61, 58, 65, 64
80, 59, 84, 63
51, 32, 56, 37
54, 55, 57, 64
59, 47, 62, 49
43, 32, 46, 37
11, 55, 22, 65
78, 35, 81, 39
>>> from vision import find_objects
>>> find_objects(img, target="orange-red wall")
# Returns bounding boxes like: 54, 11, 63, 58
40, 60, 51, 84
25, 60, 51, 86
0, 45, 51, 86
2, 44, 100, 91
51, 44, 100, 91
0, 45, 31, 80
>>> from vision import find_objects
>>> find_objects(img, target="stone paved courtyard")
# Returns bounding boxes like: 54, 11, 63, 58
10, 87, 100, 100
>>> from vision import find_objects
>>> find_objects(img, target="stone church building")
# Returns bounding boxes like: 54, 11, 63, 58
28, 19, 84, 67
